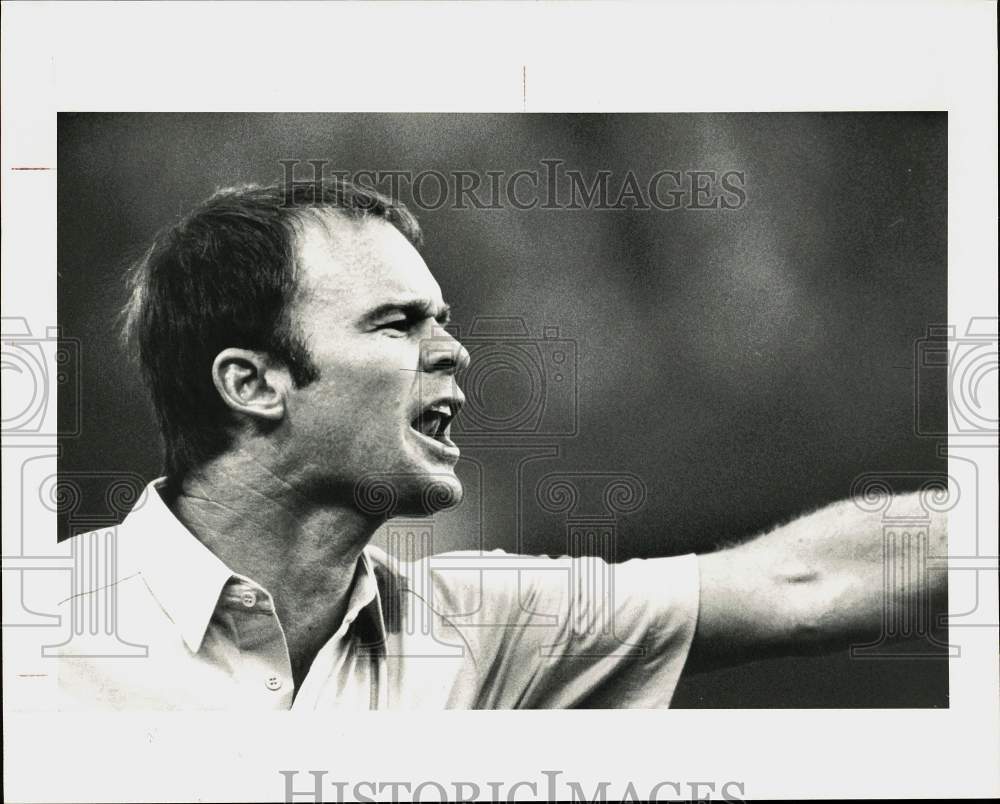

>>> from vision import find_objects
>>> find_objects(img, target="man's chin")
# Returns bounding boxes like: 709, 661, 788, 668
405, 473, 464, 517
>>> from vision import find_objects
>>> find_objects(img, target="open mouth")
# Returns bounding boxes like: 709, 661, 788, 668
409, 402, 459, 453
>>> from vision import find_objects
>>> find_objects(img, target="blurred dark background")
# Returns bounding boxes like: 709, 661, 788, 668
57, 113, 948, 707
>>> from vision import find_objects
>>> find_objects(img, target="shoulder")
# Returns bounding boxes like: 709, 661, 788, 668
362, 546, 549, 627
362, 546, 699, 624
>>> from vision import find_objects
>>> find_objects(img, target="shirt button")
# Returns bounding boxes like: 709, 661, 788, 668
240, 591, 257, 608
265, 675, 283, 691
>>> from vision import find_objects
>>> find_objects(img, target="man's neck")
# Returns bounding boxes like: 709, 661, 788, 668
166, 450, 382, 687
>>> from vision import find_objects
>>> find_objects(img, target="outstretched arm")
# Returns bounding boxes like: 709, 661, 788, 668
685, 491, 948, 674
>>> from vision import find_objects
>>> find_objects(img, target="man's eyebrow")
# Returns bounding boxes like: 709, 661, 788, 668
361, 300, 452, 325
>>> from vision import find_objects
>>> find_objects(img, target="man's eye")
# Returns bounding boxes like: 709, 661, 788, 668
377, 319, 411, 332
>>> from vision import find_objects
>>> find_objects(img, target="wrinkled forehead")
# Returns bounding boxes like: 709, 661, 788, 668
292, 212, 441, 314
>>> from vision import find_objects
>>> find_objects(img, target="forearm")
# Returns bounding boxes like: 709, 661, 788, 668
745, 491, 948, 649
691, 491, 949, 669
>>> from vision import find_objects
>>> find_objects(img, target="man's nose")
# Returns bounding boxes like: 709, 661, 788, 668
420, 327, 471, 374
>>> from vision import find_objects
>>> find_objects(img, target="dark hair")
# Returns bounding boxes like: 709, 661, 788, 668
122, 178, 422, 482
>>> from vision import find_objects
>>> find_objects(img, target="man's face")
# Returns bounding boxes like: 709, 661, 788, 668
278, 214, 468, 516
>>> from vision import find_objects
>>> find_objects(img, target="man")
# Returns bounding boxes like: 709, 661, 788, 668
57, 178, 947, 709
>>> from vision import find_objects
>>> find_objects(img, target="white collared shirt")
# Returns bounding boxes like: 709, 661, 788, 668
52, 480, 700, 710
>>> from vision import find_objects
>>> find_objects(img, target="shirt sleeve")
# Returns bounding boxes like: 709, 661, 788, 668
429, 551, 701, 709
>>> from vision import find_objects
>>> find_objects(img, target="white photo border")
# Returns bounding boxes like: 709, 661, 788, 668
2, 2, 997, 801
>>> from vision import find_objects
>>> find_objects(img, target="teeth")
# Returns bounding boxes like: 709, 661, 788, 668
413, 412, 446, 438
412, 402, 455, 440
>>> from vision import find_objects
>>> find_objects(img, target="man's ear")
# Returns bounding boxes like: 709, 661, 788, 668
210, 348, 289, 422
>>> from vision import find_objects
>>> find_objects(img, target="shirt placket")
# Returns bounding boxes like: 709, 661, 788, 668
220, 579, 294, 709
354, 594, 388, 711
290, 589, 388, 710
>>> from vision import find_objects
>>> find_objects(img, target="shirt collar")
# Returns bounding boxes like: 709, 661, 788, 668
121, 479, 235, 653
121, 478, 385, 655
356, 545, 402, 652
336, 549, 379, 635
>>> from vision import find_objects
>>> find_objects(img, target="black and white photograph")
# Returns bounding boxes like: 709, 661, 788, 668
2, 2, 997, 802
49, 111, 953, 712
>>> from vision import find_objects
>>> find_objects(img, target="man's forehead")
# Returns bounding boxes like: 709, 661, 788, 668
294, 213, 440, 305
